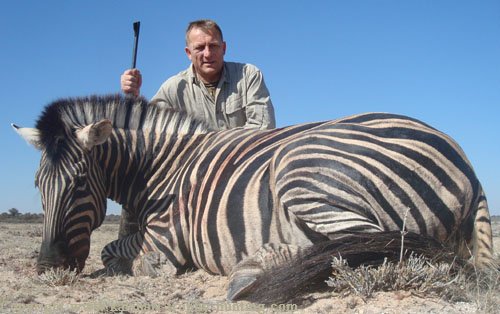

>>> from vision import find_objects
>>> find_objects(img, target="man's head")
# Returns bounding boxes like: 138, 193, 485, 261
185, 19, 226, 84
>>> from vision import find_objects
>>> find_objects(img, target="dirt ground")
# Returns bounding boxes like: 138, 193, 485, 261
0, 221, 498, 314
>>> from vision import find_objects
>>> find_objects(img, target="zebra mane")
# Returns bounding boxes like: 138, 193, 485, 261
35, 94, 210, 159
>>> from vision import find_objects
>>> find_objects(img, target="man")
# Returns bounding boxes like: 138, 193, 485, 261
121, 19, 276, 130
118, 19, 276, 238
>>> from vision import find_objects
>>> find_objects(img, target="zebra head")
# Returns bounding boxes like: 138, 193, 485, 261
12, 118, 112, 274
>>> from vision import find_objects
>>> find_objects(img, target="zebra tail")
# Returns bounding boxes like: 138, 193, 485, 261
245, 231, 458, 305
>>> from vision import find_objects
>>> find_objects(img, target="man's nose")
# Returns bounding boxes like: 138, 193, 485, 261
203, 46, 212, 58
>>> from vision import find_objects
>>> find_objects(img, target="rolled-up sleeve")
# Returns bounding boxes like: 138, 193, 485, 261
244, 67, 276, 130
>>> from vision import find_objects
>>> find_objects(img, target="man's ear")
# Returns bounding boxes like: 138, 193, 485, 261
75, 119, 112, 150
185, 46, 193, 61
12, 124, 43, 150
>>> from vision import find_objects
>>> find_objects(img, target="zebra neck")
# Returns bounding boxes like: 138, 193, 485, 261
99, 128, 210, 218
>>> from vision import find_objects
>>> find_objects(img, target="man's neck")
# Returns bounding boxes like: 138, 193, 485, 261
197, 73, 221, 85
192, 64, 224, 84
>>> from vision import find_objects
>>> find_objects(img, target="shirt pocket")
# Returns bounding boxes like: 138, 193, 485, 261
224, 95, 245, 114
223, 95, 246, 127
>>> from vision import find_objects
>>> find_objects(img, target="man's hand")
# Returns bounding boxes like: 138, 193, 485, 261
121, 69, 142, 97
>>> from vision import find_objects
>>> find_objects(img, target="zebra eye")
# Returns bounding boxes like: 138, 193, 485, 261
73, 174, 87, 187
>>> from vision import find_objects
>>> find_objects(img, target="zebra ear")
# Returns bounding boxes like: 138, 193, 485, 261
75, 119, 112, 150
11, 124, 43, 150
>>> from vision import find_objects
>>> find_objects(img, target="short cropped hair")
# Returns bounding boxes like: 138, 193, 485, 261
185, 19, 224, 45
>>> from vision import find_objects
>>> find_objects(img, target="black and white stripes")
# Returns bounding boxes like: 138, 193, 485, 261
24, 94, 493, 280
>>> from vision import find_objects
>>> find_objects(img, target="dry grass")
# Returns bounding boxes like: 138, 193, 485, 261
326, 214, 500, 311
327, 254, 463, 299
1, 221, 498, 313
35, 267, 80, 287
467, 268, 500, 313
327, 252, 500, 312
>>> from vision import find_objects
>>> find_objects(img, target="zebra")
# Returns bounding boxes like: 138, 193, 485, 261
13, 94, 494, 302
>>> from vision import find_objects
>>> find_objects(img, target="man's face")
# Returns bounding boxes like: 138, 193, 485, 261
185, 27, 226, 83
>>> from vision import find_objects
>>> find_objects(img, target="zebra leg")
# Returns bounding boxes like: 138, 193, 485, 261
131, 251, 179, 277
455, 188, 495, 270
101, 231, 144, 275
227, 243, 302, 301
118, 206, 139, 239
471, 190, 495, 269
102, 230, 180, 277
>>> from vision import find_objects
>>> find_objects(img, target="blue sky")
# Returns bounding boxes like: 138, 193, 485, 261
1, 1, 499, 215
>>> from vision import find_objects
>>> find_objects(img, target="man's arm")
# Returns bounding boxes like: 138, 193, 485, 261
150, 80, 177, 109
244, 67, 276, 130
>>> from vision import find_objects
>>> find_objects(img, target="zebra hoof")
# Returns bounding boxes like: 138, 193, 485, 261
226, 275, 258, 301
132, 252, 176, 277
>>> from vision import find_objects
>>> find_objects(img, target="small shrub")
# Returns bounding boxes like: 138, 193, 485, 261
327, 254, 467, 300
327, 254, 500, 310
35, 268, 80, 287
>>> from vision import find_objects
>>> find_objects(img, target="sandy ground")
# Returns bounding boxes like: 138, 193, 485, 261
0, 221, 498, 314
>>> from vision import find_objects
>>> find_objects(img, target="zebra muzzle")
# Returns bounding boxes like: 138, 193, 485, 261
36, 239, 77, 274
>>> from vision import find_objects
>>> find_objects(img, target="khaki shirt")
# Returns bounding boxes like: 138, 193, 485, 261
151, 62, 276, 130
